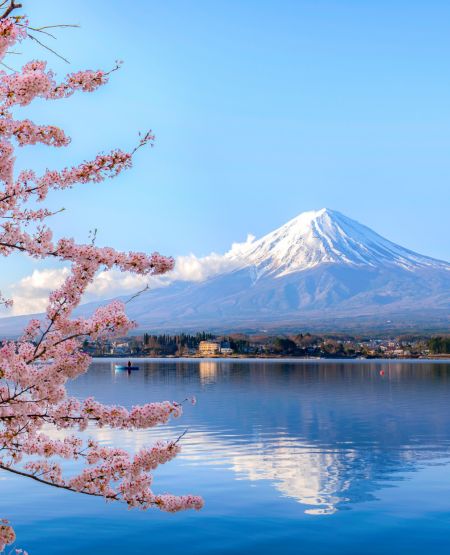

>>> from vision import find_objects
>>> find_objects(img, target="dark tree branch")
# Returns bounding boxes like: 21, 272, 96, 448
0, 0, 22, 19
125, 284, 149, 304
0, 463, 119, 501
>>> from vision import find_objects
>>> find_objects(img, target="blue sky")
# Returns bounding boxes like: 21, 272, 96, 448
2, 0, 450, 305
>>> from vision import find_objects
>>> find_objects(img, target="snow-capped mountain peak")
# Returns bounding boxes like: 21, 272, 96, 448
226, 208, 448, 277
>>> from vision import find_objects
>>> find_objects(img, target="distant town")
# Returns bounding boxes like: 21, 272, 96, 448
82, 332, 450, 359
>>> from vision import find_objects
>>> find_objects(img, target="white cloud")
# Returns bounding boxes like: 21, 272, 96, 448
172, 251, 240, 282
86, 270, 150, 297
171, 233, 255, 282
7, 267, 150, 316
3, 234, 256, 316
9, 267, 71, 316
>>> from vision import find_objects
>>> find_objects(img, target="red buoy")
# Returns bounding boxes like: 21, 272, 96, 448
379, 370, 385, 376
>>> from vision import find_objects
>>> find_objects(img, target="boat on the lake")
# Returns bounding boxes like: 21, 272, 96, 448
114, 364, 139, 371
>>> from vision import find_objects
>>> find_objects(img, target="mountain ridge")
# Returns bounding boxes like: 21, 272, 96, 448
0, 208, 448, 335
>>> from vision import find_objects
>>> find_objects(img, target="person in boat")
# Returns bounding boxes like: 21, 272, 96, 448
127, 360, 132, 369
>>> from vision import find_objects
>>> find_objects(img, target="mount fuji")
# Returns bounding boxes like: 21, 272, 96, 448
112, 208, 450, 332
1, 208, 449, 334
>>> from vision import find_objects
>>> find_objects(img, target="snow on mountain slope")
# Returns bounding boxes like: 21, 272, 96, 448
224, 208, 449, 277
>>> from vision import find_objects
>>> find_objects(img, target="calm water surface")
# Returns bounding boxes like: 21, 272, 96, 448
3, 359, 450, 554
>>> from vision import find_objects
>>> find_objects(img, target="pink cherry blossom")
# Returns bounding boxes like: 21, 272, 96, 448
0, 13, 202, 553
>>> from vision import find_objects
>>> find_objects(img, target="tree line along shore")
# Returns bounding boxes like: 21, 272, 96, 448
82, 332, 450, 359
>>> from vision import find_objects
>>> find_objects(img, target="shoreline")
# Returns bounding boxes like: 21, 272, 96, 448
91, 355, 450, 363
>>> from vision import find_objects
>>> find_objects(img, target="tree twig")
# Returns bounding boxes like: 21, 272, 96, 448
27, 32, 70, 64
33, 24, 80, 31
173, 428, 188, 446
125, 284, 149, 304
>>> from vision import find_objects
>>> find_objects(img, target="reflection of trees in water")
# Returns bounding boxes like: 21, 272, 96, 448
82, 360, 450, 515
183, 361, 450, 446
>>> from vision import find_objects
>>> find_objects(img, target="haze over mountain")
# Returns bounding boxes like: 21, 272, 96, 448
0, 209, 449, 335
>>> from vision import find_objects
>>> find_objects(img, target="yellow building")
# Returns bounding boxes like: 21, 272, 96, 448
198, 341, 220, 356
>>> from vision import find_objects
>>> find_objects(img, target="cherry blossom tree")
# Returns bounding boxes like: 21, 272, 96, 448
0, 2, 202, 551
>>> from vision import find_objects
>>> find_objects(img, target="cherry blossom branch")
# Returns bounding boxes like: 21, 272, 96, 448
0, 12, 203, 551
0, 463, 119, 500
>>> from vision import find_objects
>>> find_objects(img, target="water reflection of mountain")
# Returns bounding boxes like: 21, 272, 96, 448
71, 360, 450, 515
226, 437, 352, 514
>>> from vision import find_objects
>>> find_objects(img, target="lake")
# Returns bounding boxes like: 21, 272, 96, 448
3, 359, 450, 554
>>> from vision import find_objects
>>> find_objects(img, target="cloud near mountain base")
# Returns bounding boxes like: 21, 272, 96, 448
4, 248, 246, 316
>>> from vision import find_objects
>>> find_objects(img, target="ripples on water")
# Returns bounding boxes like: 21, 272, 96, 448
3, 359, 450, 554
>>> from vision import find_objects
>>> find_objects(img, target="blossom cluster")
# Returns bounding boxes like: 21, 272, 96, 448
0, 17, 26, 59
0, 14, 201, 553
0, 61, 108, 108
0, 520, 17, 554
